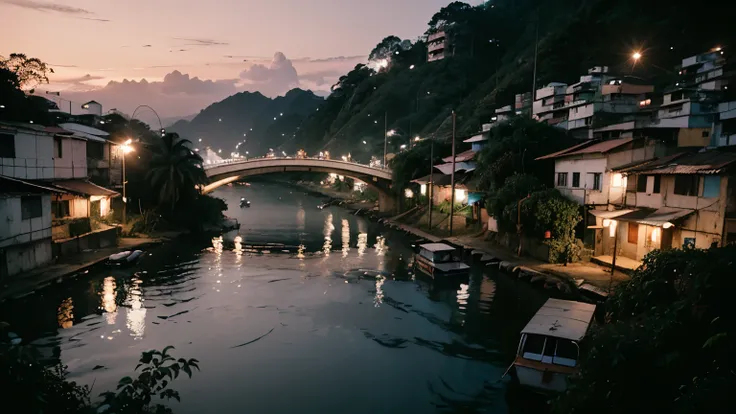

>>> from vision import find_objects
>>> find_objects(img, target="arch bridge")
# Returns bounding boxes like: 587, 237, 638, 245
203, 158, 396, 212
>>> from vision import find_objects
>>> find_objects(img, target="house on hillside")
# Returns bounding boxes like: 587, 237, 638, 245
594, 149, 736, 268
427, 30, 452, 62
60, 122, 123, 188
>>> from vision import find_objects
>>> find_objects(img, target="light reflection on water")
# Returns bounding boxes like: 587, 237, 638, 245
1, 183, 551, 414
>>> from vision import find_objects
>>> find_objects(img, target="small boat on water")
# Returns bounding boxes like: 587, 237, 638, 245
511, 298, 596, 393
240, 197, 251, 208
108, 250, 144, 266
413, 243, 470, 279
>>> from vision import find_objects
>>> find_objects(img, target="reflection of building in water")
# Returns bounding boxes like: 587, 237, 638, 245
374, 276, 385, 307
341, 219, 350, 257
374, 235, 386, 271
57, 297, 74, 329
126, 277, 146, 339
456, 283, 470, 311
323, 213, 334, 256
297, 205, 305, 231
100, 276, 118, 325
212, 236, 223, 258
357, 233, 368, 257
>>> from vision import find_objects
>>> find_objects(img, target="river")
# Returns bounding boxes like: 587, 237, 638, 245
1, 182, 552, 413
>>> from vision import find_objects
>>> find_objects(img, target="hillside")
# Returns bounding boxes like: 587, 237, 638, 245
168, 88, 323, 156
284, 0, 734, 162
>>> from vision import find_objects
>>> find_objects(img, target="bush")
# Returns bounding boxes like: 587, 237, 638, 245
553, 246, 736, 413
1, 323, 198, 414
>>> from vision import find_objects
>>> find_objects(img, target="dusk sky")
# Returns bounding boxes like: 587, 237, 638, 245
0, 0, 478, 118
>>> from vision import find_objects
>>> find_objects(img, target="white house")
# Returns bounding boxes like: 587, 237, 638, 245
0, 122, 55, 180
535, 138, 660, 207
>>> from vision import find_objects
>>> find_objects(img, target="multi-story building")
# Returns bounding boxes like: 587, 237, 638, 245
711, 100, 736, 146
60, 122, 123, 188
533, 82, 568, 125
0, 122, 58, 279
427, 30, 452, 62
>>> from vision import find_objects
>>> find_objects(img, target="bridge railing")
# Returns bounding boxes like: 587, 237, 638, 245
203, 156, 390, 172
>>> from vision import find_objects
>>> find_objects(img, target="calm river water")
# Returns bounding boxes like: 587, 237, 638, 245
1, 182, 551, 413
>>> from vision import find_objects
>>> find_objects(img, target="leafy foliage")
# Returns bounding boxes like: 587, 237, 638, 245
530, 192, 582, 263
553, 246, 736, 413
147, 133, 207, 209
0, 53, 54, 90
99, 347, 200, 414
1, 323, 198, 414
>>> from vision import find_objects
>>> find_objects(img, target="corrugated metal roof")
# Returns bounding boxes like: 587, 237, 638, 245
616, 208, 693, 226
442, 149, 476, 163
536, 138, 632, 160
626, 150, 736, 175
0, 175, 67, 194
589, 209, 637, 219
463, 133, 488, 143
535, 141, 596, 160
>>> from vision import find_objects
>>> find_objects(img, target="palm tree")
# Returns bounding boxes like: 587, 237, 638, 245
147, 133, 206, 209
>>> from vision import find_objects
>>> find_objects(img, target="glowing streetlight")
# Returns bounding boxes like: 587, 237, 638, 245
400, 144, 407, 150
632, 51, 642, 61
409, 64, 415, 69
387, 129, 397, 137
362, 140, 367, 144
414, 136, 421, 142
120, 139, 135, 225
218, 149, 222, 153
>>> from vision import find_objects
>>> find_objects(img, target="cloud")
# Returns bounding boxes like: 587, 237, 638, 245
298, 69, 344, 87
173, 37, 228, 47
60, 70, 238, 118
239, 52, 299, 96
2, 0, 109, 21
54, 74, 105, 83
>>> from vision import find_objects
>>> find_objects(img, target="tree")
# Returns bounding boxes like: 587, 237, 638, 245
368, 36, 403, 62
484, 173, 544, 232
426, 1, 474, 34
147, 133, 207, 210
528, 190, 582, 263
553, 246, 736, 413
0, 53, 54, 91
390, 139, 451, 194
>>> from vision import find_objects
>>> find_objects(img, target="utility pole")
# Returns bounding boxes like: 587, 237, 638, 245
530, 12, 539, 118
428, 141, 434, 230
122, 153, 127, 225
383, 111, 388, 168
449, 111, 457, 236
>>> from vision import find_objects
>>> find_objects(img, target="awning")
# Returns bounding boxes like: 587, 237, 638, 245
0, 175, 67, 194
616, 208, 693, 227
51, 180, 119, 197
434, 162, 475, 175
463, 133, 488, 143
442, 149, 476, 163
588, 209, 637, 219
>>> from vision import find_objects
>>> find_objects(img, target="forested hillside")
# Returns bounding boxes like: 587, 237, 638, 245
285, 0, 733, 161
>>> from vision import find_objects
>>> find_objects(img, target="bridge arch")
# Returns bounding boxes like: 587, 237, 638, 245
203, 158, 395, 212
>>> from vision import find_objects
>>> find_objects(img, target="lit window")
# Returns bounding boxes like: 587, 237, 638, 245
404, 188, 414, 198
455, 189, 467, 203
420, 184, 427, 195
651, 227, 661, 243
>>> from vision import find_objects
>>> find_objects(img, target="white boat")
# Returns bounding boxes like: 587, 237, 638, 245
512, 298, 596, 393
413, 243, 470, 278
108, 250, 144, 265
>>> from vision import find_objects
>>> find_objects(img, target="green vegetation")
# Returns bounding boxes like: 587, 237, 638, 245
554, 246, 736, 413
1, 323, 198, 414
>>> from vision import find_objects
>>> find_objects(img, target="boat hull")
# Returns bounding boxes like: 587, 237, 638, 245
414, 256, 469, 279
512, 356, 577, 393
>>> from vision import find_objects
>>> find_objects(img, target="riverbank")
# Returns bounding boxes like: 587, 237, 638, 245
0, 236, 166, 303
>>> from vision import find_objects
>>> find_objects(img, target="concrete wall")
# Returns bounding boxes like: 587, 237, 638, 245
0, 194, 52, 248
568, 103, 596, 121
0, 129, 54, 180
2, 238, 53, 278
554, 156, 609, 205
677, 128, 710, 147
53, 226, 118, 258
54, 137, 87, 179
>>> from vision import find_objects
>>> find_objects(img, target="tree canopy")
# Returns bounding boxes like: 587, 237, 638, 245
0, 53, 54, 91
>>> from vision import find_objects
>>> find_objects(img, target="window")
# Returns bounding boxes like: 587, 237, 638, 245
556, 172, 568, 187
21, 196, 43, 220
702, 130, 710, 138
674, 175, 700, 196
627, 174, 637, 191
628, 223, 639, 244
0, 133, 15, 158
653, 176, 661, 194
591, 173, 602, 191
703, 176, 721, 198
52, 200, 70, 219
637, 175, 648, 192
87, 141, 105, 160
522, 334, 546, 361
522, 335, 579, 367
572, 172, 580, 187
54, 137, 63, 158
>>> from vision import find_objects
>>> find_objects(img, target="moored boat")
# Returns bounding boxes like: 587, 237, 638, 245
413, 243, 470, 279
108, 250, 144, 266
512, 298, 596, 393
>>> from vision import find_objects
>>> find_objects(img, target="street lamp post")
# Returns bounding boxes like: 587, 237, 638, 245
121, 139, 134, 225
383, 111, 388, 168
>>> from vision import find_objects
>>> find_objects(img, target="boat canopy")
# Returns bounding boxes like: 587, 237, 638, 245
521, 299, 596, 342
419, 243, 457, 252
